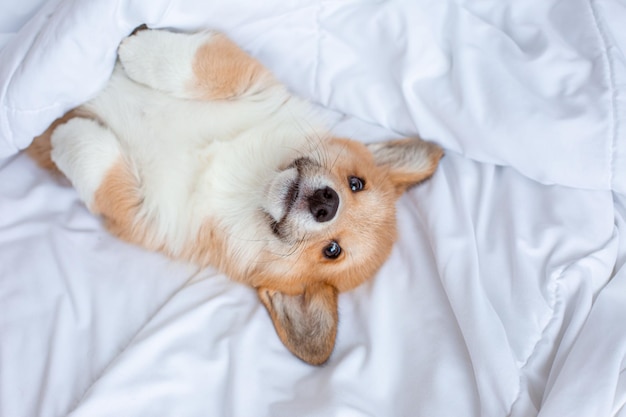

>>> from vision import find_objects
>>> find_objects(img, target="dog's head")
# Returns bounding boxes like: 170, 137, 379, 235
249, 137, 443, 365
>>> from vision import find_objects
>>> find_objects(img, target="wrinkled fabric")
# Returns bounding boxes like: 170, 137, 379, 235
1, 1, 625, 416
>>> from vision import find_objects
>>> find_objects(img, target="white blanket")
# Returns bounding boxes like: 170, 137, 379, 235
1, 1, 626, 416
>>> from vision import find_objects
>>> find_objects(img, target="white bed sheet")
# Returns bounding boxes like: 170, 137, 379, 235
1, 1, 625, 416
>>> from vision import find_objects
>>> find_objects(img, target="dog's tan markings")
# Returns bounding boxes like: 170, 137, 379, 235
178, 219, 230, 269
26, 109, 93, 174
27, 129, 57, 173
192, 33, 276, 100
257, 282, 338, 366
92, 159, 151, 248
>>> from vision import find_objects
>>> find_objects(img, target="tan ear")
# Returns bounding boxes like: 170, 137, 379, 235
367, 138, 443, 194
257, 283, 338, 366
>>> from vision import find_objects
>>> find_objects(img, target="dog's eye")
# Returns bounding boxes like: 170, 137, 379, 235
348, 176, 365, 192
323, 241, 342, 259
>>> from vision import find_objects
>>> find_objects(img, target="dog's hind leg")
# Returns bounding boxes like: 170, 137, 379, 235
118, 29, 277, 101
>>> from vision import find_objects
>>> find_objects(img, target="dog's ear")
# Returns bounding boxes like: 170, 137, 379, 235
367, 138, 443, 195
257, 282, 338, 365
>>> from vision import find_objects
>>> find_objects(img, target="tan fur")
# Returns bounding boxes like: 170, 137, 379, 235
191, 33, 276, 99
391, 144, 444, 193
179, 220, 229, 269
92, 159, 150, 248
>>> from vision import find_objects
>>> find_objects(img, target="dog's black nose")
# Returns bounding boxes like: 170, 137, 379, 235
308, 187, 339, 222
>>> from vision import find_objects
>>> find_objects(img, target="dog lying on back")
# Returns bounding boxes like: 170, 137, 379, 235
27, 28, 443, 365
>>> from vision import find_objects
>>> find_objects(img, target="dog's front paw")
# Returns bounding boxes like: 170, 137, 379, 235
118, 29, 172, 89
118, 29, 203, 96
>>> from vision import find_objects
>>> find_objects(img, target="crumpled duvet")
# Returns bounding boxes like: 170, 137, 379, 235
1, 1, 626, 416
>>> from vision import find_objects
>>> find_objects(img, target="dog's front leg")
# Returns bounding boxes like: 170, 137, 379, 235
118, 29, 277, 101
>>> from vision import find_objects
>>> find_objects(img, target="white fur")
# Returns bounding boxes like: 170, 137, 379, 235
50, 117, 121, 209
265, 167, 299, 221
117, 30, 212, 98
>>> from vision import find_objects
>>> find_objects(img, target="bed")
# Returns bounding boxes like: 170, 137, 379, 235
1, 0, 626, 416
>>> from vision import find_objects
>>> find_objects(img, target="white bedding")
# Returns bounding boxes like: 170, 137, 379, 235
1, 1, 626, 416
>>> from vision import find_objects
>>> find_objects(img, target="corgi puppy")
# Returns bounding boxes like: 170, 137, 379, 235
27, 28, 443, 365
